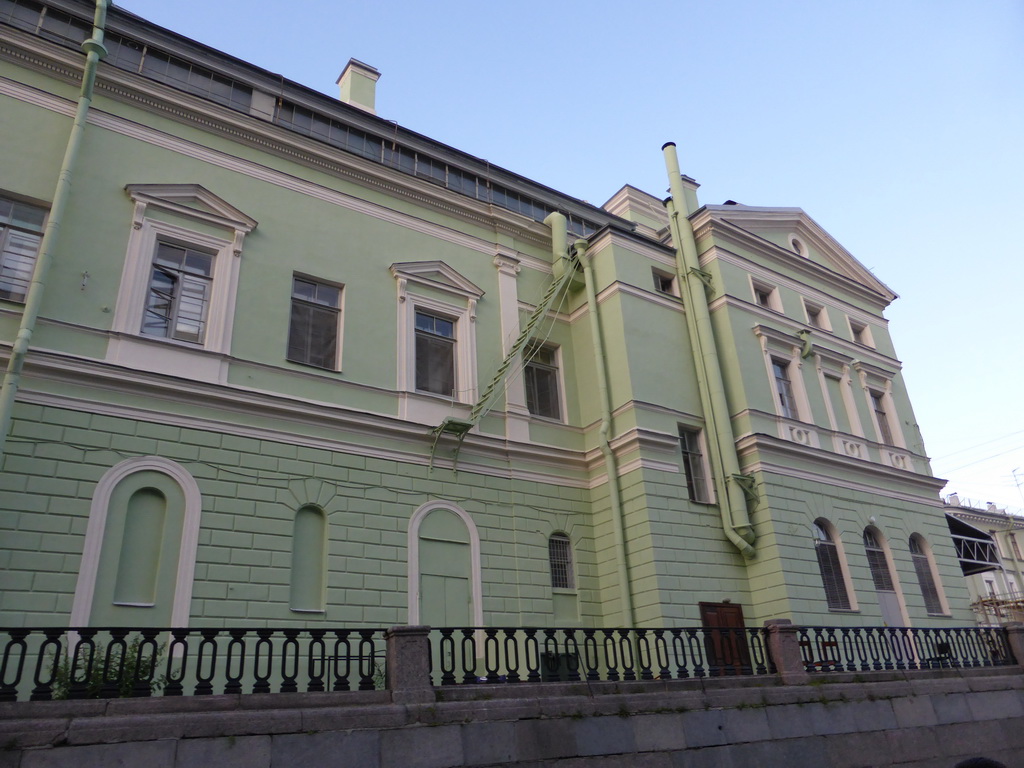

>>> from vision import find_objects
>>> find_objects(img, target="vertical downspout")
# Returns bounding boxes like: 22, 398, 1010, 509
544, 213, 634, 625
0, 0, 109, 466
662, 143, 755, 559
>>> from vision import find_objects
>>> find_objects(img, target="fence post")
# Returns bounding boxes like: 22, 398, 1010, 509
385, 625, 434, 703
1004, 622, 1024, 668
763, 619, 810, 685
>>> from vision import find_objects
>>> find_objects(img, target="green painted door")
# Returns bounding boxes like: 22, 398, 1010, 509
419, 538, 471, 626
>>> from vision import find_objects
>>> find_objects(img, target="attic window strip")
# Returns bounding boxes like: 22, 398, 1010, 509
272, 98, 598, 237
0, 0, 253, 111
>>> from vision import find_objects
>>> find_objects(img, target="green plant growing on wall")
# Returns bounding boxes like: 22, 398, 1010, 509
51, 639, 170, 699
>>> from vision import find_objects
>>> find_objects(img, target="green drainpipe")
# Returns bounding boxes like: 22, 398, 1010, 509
0, 0, 109, 466
662, 142, 755, 559
544, 213, 635, 625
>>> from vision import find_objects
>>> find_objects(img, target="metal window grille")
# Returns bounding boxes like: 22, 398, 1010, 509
548, 534, 574, 590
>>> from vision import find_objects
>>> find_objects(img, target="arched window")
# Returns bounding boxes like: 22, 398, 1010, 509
548, 533, 575, 589
863, 529, 894, 590
909, 534, 944, 615
863, 527, 907, 627
813, 519, 851, 610
290, 505, 327, 612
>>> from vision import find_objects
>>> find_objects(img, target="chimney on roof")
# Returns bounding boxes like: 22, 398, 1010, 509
337, 59, 380, 114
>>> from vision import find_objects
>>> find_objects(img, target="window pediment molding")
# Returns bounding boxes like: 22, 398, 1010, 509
391, 260, 485, 302
752, 323, 801, 354
125, 184, 258, 240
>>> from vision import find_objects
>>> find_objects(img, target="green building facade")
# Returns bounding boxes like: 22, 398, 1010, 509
0, 0, 972, 632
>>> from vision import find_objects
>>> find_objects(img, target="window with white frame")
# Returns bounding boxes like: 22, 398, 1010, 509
751, 280, 781, 312
111, 185, 256, 358
870, 390, 894, 445
548, 533, 575, 590
849, 319, 873, 347
392, 261, 482, 408
678, 426, 711, 502
524, 341, 561, 419
288, 276, 342, 370
652, 268, 678, 297
909, 534, 944, 615
0, 195, 46, 302
804, 300, 830, 331
415, 310, 457, 396
142, 242, 214, 344
772, 358, 798, 419
813, 519, 852, 610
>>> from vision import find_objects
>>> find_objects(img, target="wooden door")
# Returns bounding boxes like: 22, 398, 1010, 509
699, 602, 751, 676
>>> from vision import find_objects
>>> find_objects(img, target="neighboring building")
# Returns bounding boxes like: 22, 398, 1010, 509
0, 0, 973, 633
945, 494, 1024, 626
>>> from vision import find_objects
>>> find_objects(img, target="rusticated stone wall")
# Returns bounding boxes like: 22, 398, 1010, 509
2, 668, 1022, 767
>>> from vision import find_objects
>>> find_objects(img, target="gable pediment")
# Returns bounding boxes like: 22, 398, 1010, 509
390, 260, 484, 299
696, 205, 895, 303
125, 184, 258, 232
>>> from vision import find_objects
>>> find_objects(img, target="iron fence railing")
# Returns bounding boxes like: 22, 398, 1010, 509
428, 627, 773, 685
0, 627, 386, 702
797, 625, 1012, 673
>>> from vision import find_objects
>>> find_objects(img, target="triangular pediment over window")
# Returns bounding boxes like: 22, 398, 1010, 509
390, 260, 484, 300
125, 184, 258, 233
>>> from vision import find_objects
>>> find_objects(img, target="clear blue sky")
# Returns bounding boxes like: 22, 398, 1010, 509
116, 0, 1024, 509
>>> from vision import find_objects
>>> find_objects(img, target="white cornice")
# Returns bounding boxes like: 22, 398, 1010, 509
736, 432, 942, 492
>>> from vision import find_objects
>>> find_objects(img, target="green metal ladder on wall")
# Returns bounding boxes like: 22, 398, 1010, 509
428, 250, 581, 471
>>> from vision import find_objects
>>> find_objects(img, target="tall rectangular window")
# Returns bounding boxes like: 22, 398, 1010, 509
0, 195, 46, 302
548, 533, 575, 590
824, 375, 851, 434
910, 536, 944, 615
870, 391, 893, 444
524, 342, 561, 419
679, 427, 710, 502
142, 242, 213, 344
772, 358, 797, 419
288, 276, 341, 369
415, 311, 456, 396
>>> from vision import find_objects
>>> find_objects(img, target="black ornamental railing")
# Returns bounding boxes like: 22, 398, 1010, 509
0, 623, 1016, 703
796, 625, 1012, 673
428, 626, 773, 685
0, 626, 386, 702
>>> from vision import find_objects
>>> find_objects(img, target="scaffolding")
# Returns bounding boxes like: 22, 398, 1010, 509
971, 591, 1024, 626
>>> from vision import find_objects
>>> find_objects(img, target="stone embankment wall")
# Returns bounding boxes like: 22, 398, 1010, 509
2, 668, 1022, 767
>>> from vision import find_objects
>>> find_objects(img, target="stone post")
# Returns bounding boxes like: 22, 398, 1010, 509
385, 625, 435, 703
764, 619, 810, 686
1003, 622, 1024, 669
